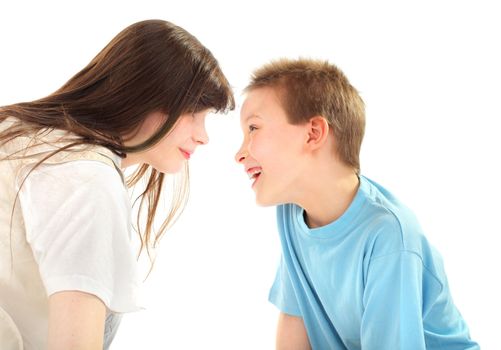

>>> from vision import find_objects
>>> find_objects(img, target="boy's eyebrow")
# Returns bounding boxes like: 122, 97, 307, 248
245, 114, 262, 122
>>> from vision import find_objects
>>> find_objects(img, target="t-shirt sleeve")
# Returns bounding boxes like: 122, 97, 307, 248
268, 255, 302, 317
18, 160, 140, 313
361, 250, 440, 349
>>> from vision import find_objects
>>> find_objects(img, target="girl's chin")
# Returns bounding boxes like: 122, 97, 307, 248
151, 161, 185, 174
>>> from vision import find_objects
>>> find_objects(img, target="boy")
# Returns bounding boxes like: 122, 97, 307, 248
235, 58, 479, 349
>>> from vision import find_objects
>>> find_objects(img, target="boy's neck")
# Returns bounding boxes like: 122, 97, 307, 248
295, 162, 360, 229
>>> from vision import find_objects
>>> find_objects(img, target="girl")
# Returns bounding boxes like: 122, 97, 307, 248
0, 19, 234, 349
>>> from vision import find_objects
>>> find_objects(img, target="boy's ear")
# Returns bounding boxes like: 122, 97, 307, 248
306, 116, 330, 150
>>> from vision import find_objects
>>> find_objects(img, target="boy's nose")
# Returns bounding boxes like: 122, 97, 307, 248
235, 146, 246, 163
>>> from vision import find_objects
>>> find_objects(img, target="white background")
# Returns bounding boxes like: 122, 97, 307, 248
1, 0, 500, 348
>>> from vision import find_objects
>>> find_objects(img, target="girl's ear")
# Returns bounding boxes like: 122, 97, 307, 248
306, 116, 330, 150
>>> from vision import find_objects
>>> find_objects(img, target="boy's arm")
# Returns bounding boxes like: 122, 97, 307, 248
361, 251, 431, 349
276, 313, 311, 350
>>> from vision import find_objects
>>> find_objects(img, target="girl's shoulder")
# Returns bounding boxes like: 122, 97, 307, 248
1, 117, 119, 168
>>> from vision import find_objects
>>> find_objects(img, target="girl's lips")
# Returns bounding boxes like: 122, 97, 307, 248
179, 148, 192, 160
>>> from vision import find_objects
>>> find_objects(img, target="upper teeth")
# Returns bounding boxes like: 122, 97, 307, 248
248, 169, 262, 179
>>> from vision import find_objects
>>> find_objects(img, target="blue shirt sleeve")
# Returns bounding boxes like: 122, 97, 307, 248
269, 255, 302, 317
362, 250, 437, 349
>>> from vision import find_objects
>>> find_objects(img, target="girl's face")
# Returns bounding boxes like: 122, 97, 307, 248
122, 109, 210, 173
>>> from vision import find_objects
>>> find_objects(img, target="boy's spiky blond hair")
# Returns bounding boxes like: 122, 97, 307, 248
245, 58, 365, 173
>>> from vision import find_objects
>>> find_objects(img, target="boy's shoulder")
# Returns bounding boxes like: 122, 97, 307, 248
275, 176, 432, 257
358, 176, 430, 258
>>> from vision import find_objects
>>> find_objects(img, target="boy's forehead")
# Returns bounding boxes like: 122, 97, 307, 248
240, 87, 282, 118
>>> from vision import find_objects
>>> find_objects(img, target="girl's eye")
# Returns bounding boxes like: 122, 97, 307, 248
248, 125, 257, 132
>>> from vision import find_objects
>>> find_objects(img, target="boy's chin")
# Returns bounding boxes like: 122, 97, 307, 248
255, 200, 275, 207
255, 194, 283, 207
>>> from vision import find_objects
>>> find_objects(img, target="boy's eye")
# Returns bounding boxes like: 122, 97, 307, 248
248, 125, 257, 132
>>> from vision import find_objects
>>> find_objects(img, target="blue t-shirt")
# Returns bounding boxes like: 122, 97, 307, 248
269, 176, 479, 349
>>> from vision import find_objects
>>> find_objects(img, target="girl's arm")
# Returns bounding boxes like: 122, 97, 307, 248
276, 312, 311, 350
48, 291, 106, 350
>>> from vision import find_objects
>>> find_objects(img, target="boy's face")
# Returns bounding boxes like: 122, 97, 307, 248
235, 87, 309, 206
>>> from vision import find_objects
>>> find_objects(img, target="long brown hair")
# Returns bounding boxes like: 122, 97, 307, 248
0, 19, 234, 261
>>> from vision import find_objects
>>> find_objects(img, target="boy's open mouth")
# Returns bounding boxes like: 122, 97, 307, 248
247, 167, 262, 187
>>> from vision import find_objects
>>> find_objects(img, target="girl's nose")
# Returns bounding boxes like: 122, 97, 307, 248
195, 123, 209, 145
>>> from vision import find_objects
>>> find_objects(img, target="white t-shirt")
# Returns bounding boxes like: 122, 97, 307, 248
17, 159, 141, 313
